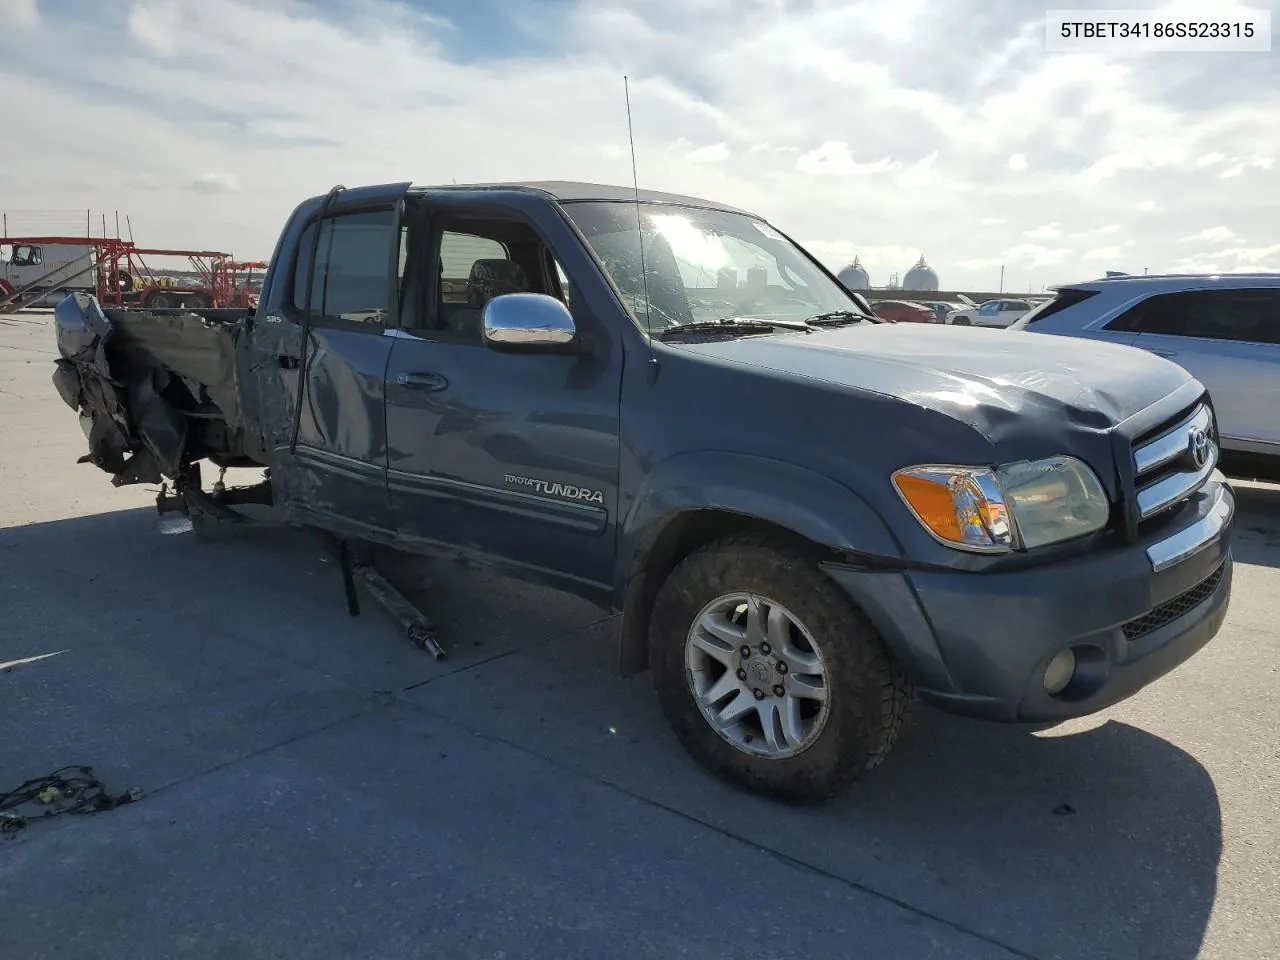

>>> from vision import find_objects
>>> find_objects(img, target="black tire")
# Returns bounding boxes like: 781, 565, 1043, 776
649, 534, 913, 803
184, 293, 210, 309
146, 292, 174, 309
951, 315, 970, 326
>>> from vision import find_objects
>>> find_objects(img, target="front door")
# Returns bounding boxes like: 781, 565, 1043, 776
383, 200, 624, 591
250, 185, 410, 537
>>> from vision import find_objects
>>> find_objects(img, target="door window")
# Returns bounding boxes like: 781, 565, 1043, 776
10, 245, 42, 267
413, 213, 566, 344
292, 208, 401, 327
1106, 289, 1280, 344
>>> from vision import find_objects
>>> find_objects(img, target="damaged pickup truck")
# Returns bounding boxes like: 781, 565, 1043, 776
51, 181, 1236, 801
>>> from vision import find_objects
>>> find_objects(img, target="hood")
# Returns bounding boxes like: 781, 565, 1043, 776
675, 322, 1195, 439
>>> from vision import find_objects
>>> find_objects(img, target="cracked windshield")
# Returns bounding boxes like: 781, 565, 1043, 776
563, 201, 860, 330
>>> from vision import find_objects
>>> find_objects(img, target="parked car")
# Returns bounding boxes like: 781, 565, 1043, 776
912, 299, 959, 323
948, 298, 1034, 327
50, 180, 1235, 802
870, 299, 937, 323
1010, 273, 1280, 477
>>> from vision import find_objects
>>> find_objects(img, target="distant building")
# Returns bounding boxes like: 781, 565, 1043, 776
902, 255, 939, 292
836, 256, 870, 290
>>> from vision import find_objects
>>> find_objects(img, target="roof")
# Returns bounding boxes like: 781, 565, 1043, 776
410, 180, 753, 216
1053, 272, 1280, 293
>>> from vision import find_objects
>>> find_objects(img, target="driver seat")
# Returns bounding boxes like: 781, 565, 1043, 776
448, 259, 528, 340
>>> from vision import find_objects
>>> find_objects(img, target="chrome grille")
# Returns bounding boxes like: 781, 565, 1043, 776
1130, 402, 1217, 525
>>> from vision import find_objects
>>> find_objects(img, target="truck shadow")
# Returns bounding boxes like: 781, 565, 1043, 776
824, 709, 1222, 960
0, 502, 1231, 960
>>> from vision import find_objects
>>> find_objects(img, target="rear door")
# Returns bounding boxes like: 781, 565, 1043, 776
998, 299, 1032, 326
250, 183, 410, 537
1110, 287, 1280, 450
974, 300, 1002, 326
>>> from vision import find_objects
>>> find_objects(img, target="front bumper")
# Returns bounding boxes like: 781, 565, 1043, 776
822, 477, 1235, 722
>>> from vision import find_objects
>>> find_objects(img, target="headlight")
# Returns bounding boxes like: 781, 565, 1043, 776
892, 456, 1110, 553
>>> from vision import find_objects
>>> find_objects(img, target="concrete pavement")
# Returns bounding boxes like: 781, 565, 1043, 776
2, 308, 1277, 959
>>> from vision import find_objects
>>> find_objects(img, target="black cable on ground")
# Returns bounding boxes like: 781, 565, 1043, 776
1, 766, 142, 836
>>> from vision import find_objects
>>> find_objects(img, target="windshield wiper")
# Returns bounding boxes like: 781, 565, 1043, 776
655, 317, 813, 340
804, 310, 873, 326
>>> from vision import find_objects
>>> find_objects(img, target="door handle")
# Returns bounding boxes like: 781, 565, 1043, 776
396, 371, 448, 391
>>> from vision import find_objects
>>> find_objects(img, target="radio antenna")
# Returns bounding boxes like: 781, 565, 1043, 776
623, 75, 654, 344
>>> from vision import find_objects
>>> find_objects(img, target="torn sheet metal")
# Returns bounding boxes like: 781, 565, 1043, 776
51, 294, 249, 485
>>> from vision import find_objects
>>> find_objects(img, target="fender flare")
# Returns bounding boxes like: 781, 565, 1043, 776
614, 451, 907, 676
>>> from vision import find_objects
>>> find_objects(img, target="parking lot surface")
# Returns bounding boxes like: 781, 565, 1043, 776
2, 308, 1278, 960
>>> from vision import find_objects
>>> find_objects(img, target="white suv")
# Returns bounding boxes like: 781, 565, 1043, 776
1010, 273, 1280, 476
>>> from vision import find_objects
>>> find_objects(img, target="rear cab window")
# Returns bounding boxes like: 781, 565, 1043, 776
440, 232, 509, 303
292, 208, 403, 328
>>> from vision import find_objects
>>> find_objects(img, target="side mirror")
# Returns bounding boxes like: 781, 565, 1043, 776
482, 292, 577, 350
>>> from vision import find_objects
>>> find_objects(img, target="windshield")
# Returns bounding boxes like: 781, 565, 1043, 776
561, 201, 866, 332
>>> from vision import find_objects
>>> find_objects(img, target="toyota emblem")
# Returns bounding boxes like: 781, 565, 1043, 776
1187, 427, 1211, 469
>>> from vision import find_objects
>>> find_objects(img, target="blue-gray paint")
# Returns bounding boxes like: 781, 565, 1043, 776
49, 180, 1237, 726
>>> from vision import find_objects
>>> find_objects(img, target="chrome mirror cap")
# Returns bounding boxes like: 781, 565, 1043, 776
482, 293, 576, 348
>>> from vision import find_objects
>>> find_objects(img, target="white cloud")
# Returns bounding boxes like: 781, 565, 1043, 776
1205, 243, 1280, 262
1220, 155, 1273, 178
1166, 242, 1280, 274
1082, 246, 1124, 261
189, 173, 241, 194
686, 142, 730, 163
796, 141, 900, 176
2, 0, 39, 27
1078, 152, 1151, 183
1, 0, 1276, 290
1167, 257, 1220, 273
1001, 244, 1073, 268
1181, 226, 1237, 243
1025, 222, 1062, 240
1069, 224, 1126, 241
127, 0, 183, 56
896, 151, 940, 188
1008, 153, 1028, 171
957, 256, 1003, 270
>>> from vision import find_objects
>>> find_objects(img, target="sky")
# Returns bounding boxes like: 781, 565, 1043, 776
1, 0, 1277, 292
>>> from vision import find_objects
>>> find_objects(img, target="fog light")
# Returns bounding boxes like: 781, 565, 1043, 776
1043, 648, 1077, 696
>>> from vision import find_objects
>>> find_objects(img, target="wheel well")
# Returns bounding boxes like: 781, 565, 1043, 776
617, 509, 841, 677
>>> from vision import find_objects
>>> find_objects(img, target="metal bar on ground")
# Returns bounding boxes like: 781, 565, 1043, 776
351, 559, 445, 659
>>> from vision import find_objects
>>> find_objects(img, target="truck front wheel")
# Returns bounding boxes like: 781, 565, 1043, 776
649, 534, 912, 802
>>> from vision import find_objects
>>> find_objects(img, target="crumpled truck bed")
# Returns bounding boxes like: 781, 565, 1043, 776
51, 293, 261, 486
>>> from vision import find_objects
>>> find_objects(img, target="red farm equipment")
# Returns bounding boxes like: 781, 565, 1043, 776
2, 234, 264, 314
